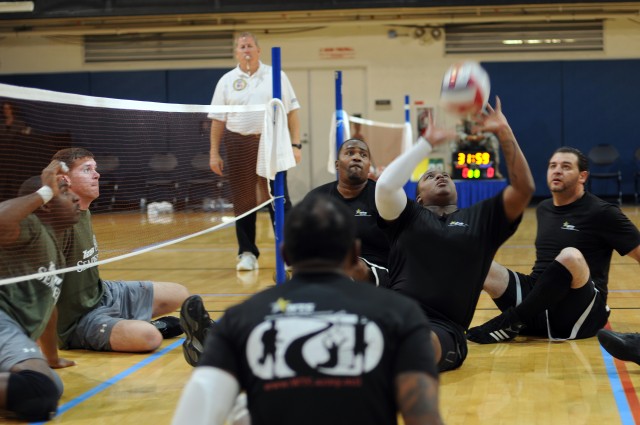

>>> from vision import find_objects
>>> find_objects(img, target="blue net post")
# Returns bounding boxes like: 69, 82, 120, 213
272, 47, 286, 285
335, 71, 344, 172
405, 94, 410, 124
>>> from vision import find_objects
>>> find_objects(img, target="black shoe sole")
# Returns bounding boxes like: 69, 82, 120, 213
179, 295, 211, 367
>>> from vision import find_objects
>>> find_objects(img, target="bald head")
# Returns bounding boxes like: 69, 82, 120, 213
284, 194, 356, 266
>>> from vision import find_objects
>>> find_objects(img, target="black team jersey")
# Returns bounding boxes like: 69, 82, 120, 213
308, 180, 389, 268
200, 272, 436, 425
533, 192, 640, 300
382, 192, 520, 330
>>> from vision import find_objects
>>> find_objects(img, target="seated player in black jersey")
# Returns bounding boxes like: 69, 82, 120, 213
306, 138, 389, 286
0, 161, 80, 421
172, 194, 444, 425
179, 139, 391, 368
468, 146, 640, 344
375, 98, 535, 371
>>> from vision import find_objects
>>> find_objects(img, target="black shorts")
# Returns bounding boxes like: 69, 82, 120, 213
429, 317, 468, 372
507, 270, 610, 339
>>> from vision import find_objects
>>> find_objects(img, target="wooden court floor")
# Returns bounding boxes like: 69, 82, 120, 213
11, 206, 640, 425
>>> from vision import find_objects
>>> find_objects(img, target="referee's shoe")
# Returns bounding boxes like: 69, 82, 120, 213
180, 295, 216, 367
597, 329, 640, 364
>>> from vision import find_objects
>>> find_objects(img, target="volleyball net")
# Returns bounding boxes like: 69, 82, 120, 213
0, 82, 294, 285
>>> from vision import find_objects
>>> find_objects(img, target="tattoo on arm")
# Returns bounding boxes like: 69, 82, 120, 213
395, 371, 444, 425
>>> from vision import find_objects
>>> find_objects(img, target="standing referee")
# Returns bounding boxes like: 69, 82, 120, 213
208, 32, 302, 271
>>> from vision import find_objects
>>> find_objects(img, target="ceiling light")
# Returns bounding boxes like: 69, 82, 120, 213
0, 1, 34, 13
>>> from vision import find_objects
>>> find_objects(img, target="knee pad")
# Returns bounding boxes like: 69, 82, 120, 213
7, 370, 60, 421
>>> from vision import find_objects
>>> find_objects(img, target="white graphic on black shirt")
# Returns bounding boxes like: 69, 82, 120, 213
246, 312, 383, 380
561, 221, 579, 231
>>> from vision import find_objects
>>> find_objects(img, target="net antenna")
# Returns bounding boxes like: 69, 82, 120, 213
328, 73, 412, 176
0, 74, 292, 286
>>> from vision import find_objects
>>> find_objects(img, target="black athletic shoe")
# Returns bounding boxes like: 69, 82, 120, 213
180, 295, 216, 367
597, 329, 640, 364
467, 307, 525, 344
151, 316, 184, 339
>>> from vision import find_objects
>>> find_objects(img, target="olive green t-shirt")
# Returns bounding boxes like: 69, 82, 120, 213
57, 210, 104, 347
0, 215, 64, 339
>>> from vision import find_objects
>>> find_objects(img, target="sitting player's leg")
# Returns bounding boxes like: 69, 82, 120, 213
69, 280, 183, 352
469, 247, 590, 344
430, 318, 468, 372
150, 281, 190, 316
1, 322, 63, 421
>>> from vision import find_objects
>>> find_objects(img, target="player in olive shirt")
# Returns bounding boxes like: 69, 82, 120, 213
0, 161, 79, 421
51, 148, 189, 357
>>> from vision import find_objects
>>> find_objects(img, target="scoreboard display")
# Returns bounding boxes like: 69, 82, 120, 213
451, 149, 497, 179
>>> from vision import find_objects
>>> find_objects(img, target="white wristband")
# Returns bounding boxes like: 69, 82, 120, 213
36, 186, 54, 204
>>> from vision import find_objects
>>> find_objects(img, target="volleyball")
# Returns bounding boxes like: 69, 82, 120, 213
440, 61, 491, 117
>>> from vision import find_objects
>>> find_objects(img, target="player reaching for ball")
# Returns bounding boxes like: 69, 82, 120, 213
375, 97, 535, 371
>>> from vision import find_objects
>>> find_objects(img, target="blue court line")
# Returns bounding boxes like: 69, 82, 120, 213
30, 339, 184, 425
600, 344, 636, 425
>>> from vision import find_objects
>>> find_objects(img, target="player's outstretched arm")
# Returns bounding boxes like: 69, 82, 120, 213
395, 371, 445, 425
476, 97, 534, 221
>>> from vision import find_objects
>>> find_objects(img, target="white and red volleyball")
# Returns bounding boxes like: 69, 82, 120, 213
440, 61, 491, 117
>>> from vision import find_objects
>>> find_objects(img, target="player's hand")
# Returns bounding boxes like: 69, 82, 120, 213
49, 357, 76, 369
292, 146, 302, 164
210, 152, 224, 176
475, 96, 513, 139
423, 112, 457, 148
40, 160, 69, 196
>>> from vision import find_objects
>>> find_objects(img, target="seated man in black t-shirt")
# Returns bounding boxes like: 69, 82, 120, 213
180, 139, 388, 368
306, 138, 389, 286
469, 146, 640, 344
172, 194, 444, 425
375, 98, 534, 372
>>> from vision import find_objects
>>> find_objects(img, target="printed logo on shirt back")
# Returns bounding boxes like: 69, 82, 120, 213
246, 299, 384, 382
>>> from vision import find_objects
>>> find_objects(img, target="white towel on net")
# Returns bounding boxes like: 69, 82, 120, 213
327, 111, 352, 174
257, 98, 296, 181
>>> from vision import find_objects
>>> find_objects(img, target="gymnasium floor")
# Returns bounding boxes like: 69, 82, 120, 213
16, 206, 640, 425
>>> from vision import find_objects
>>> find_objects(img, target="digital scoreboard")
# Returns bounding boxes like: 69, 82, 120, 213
451, 149, 497, 179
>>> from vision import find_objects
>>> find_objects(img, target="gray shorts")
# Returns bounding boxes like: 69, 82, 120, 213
66, 280, 154, 351
0, 309, 45, 371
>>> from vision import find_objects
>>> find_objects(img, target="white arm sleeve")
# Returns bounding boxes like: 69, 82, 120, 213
172, 366, 240, 425
375, 137, 433, 220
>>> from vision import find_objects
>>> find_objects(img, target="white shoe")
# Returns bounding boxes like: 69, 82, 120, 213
236, 252, 258, 271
